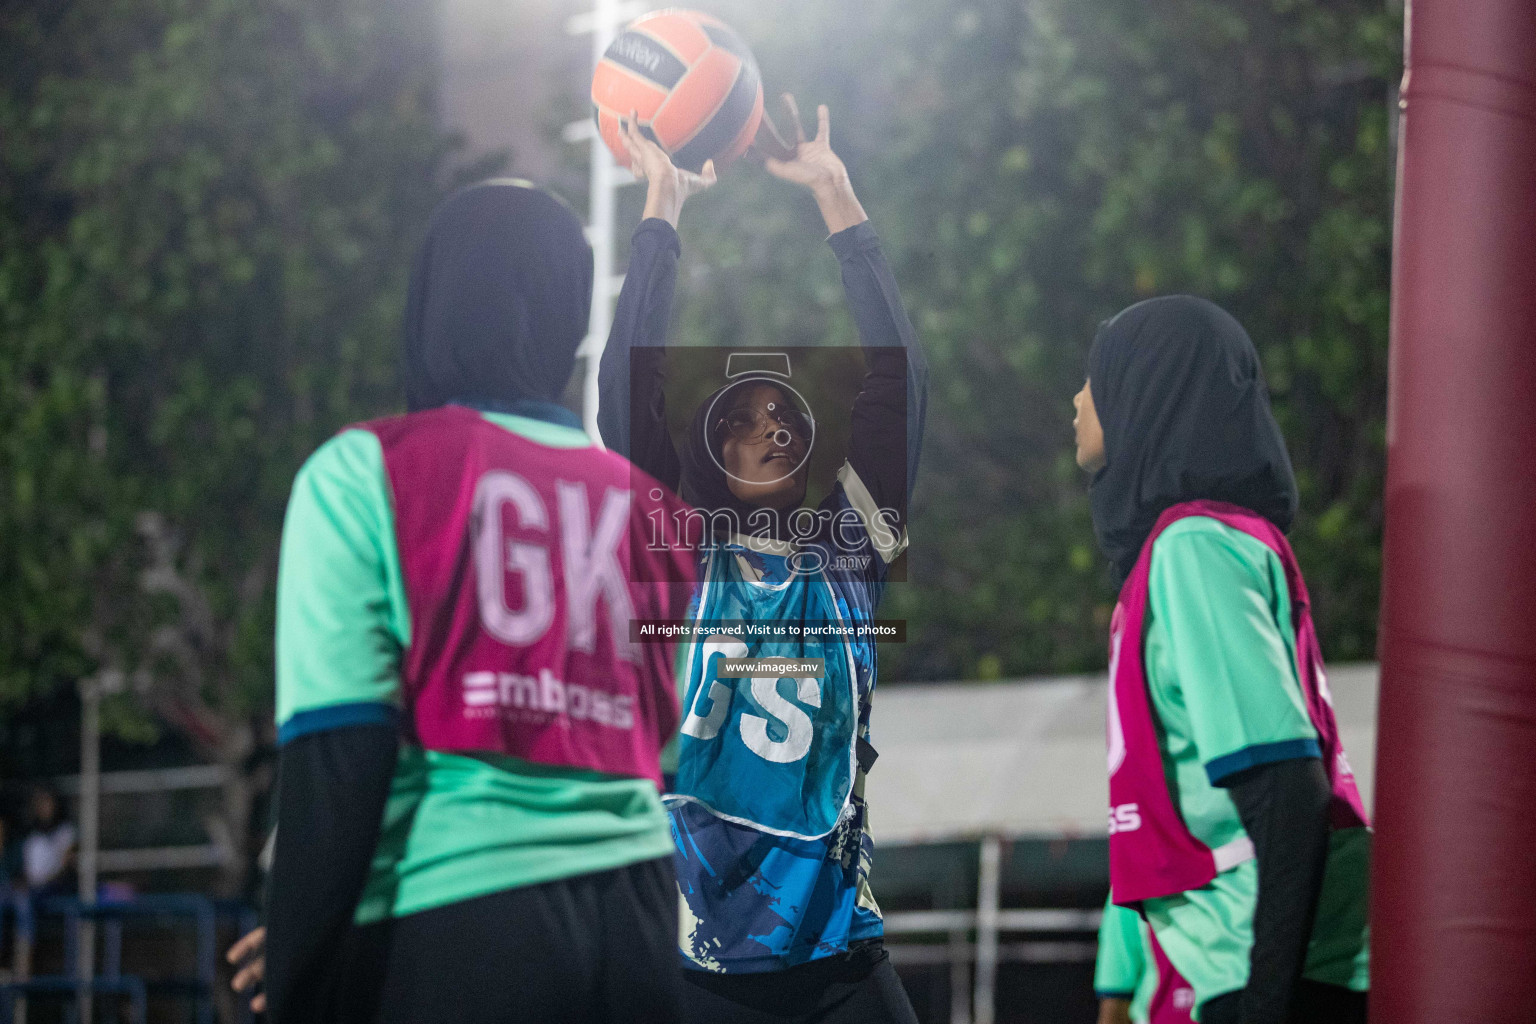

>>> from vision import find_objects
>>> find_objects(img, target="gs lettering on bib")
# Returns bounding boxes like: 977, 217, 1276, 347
363, 407, 695, 785
671, 546, 859, 840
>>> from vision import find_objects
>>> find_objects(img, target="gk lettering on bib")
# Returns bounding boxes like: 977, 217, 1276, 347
364, 407, 694, 785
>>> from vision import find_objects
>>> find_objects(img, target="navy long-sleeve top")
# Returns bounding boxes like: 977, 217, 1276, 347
597, 216, 930, 973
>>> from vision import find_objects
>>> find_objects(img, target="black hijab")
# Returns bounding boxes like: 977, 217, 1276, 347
403, 180, 593, 412
1087, 295, 1298, 583
681, 377, 804, 540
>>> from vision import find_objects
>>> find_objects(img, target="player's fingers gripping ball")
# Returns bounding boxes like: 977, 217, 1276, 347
591, 9, 764, 174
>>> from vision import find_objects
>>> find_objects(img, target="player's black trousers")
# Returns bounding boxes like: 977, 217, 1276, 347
679, 939, 919, 1024
1200, 979, 1368, 1024
328, 856, 682, 1024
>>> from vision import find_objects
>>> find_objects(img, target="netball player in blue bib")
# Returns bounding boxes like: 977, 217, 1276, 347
599, 100, 927, 1023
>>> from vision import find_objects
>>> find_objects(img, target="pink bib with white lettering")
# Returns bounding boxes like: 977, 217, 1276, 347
1147, 927, 1197, 1024
363, 407, 695, 785
1106, 500, 1368, 905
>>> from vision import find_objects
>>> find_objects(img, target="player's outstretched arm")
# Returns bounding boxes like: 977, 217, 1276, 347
621, 113, 717, 229
766, 96, 928, 531
597, 116, 714, 480
764, 94, 868, 235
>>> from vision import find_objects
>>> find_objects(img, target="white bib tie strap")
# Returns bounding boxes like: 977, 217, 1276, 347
1212, 836, 1256, 872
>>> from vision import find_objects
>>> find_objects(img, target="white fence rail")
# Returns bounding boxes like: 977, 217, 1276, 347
880, 835, 1103, 1024
53, 765, 234, 874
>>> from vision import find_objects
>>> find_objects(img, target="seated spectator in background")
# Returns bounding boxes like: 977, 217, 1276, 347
22, 786, 76, 895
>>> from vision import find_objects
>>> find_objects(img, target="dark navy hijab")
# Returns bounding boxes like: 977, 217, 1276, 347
1088, 295, 1298, 584
403, 180, 593, 412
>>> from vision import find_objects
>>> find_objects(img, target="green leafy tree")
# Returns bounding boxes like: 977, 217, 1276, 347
0, 0, 1403, 898
640, 0, 1399, 679
0, 0, 475, 889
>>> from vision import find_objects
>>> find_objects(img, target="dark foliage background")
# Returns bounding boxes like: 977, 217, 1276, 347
0, 0, 487, 886
1, 0, 1400, 843
574, 0, 1401, 681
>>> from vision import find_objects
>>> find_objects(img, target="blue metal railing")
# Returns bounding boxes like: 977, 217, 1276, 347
2, 892, 256, 1024
0, 975, 149, 1024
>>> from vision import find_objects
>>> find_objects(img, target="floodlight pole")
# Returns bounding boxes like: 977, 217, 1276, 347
568, 0, 644, 444
78, 675, 101, 1024
1375, 0, 1536, 1021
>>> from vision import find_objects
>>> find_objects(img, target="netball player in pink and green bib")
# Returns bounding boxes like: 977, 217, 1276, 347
1095, 894, 1195, 1024
1073, 296, 1371, 1024
256, 182, 697, 1024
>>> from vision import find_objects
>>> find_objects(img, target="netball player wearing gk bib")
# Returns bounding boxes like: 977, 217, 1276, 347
598, 100, 927, 1023
258, 182, 696, 1024
1075, 296, 1371, 1024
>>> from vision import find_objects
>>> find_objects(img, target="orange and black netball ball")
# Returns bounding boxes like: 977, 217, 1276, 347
591, 9, 765, 174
